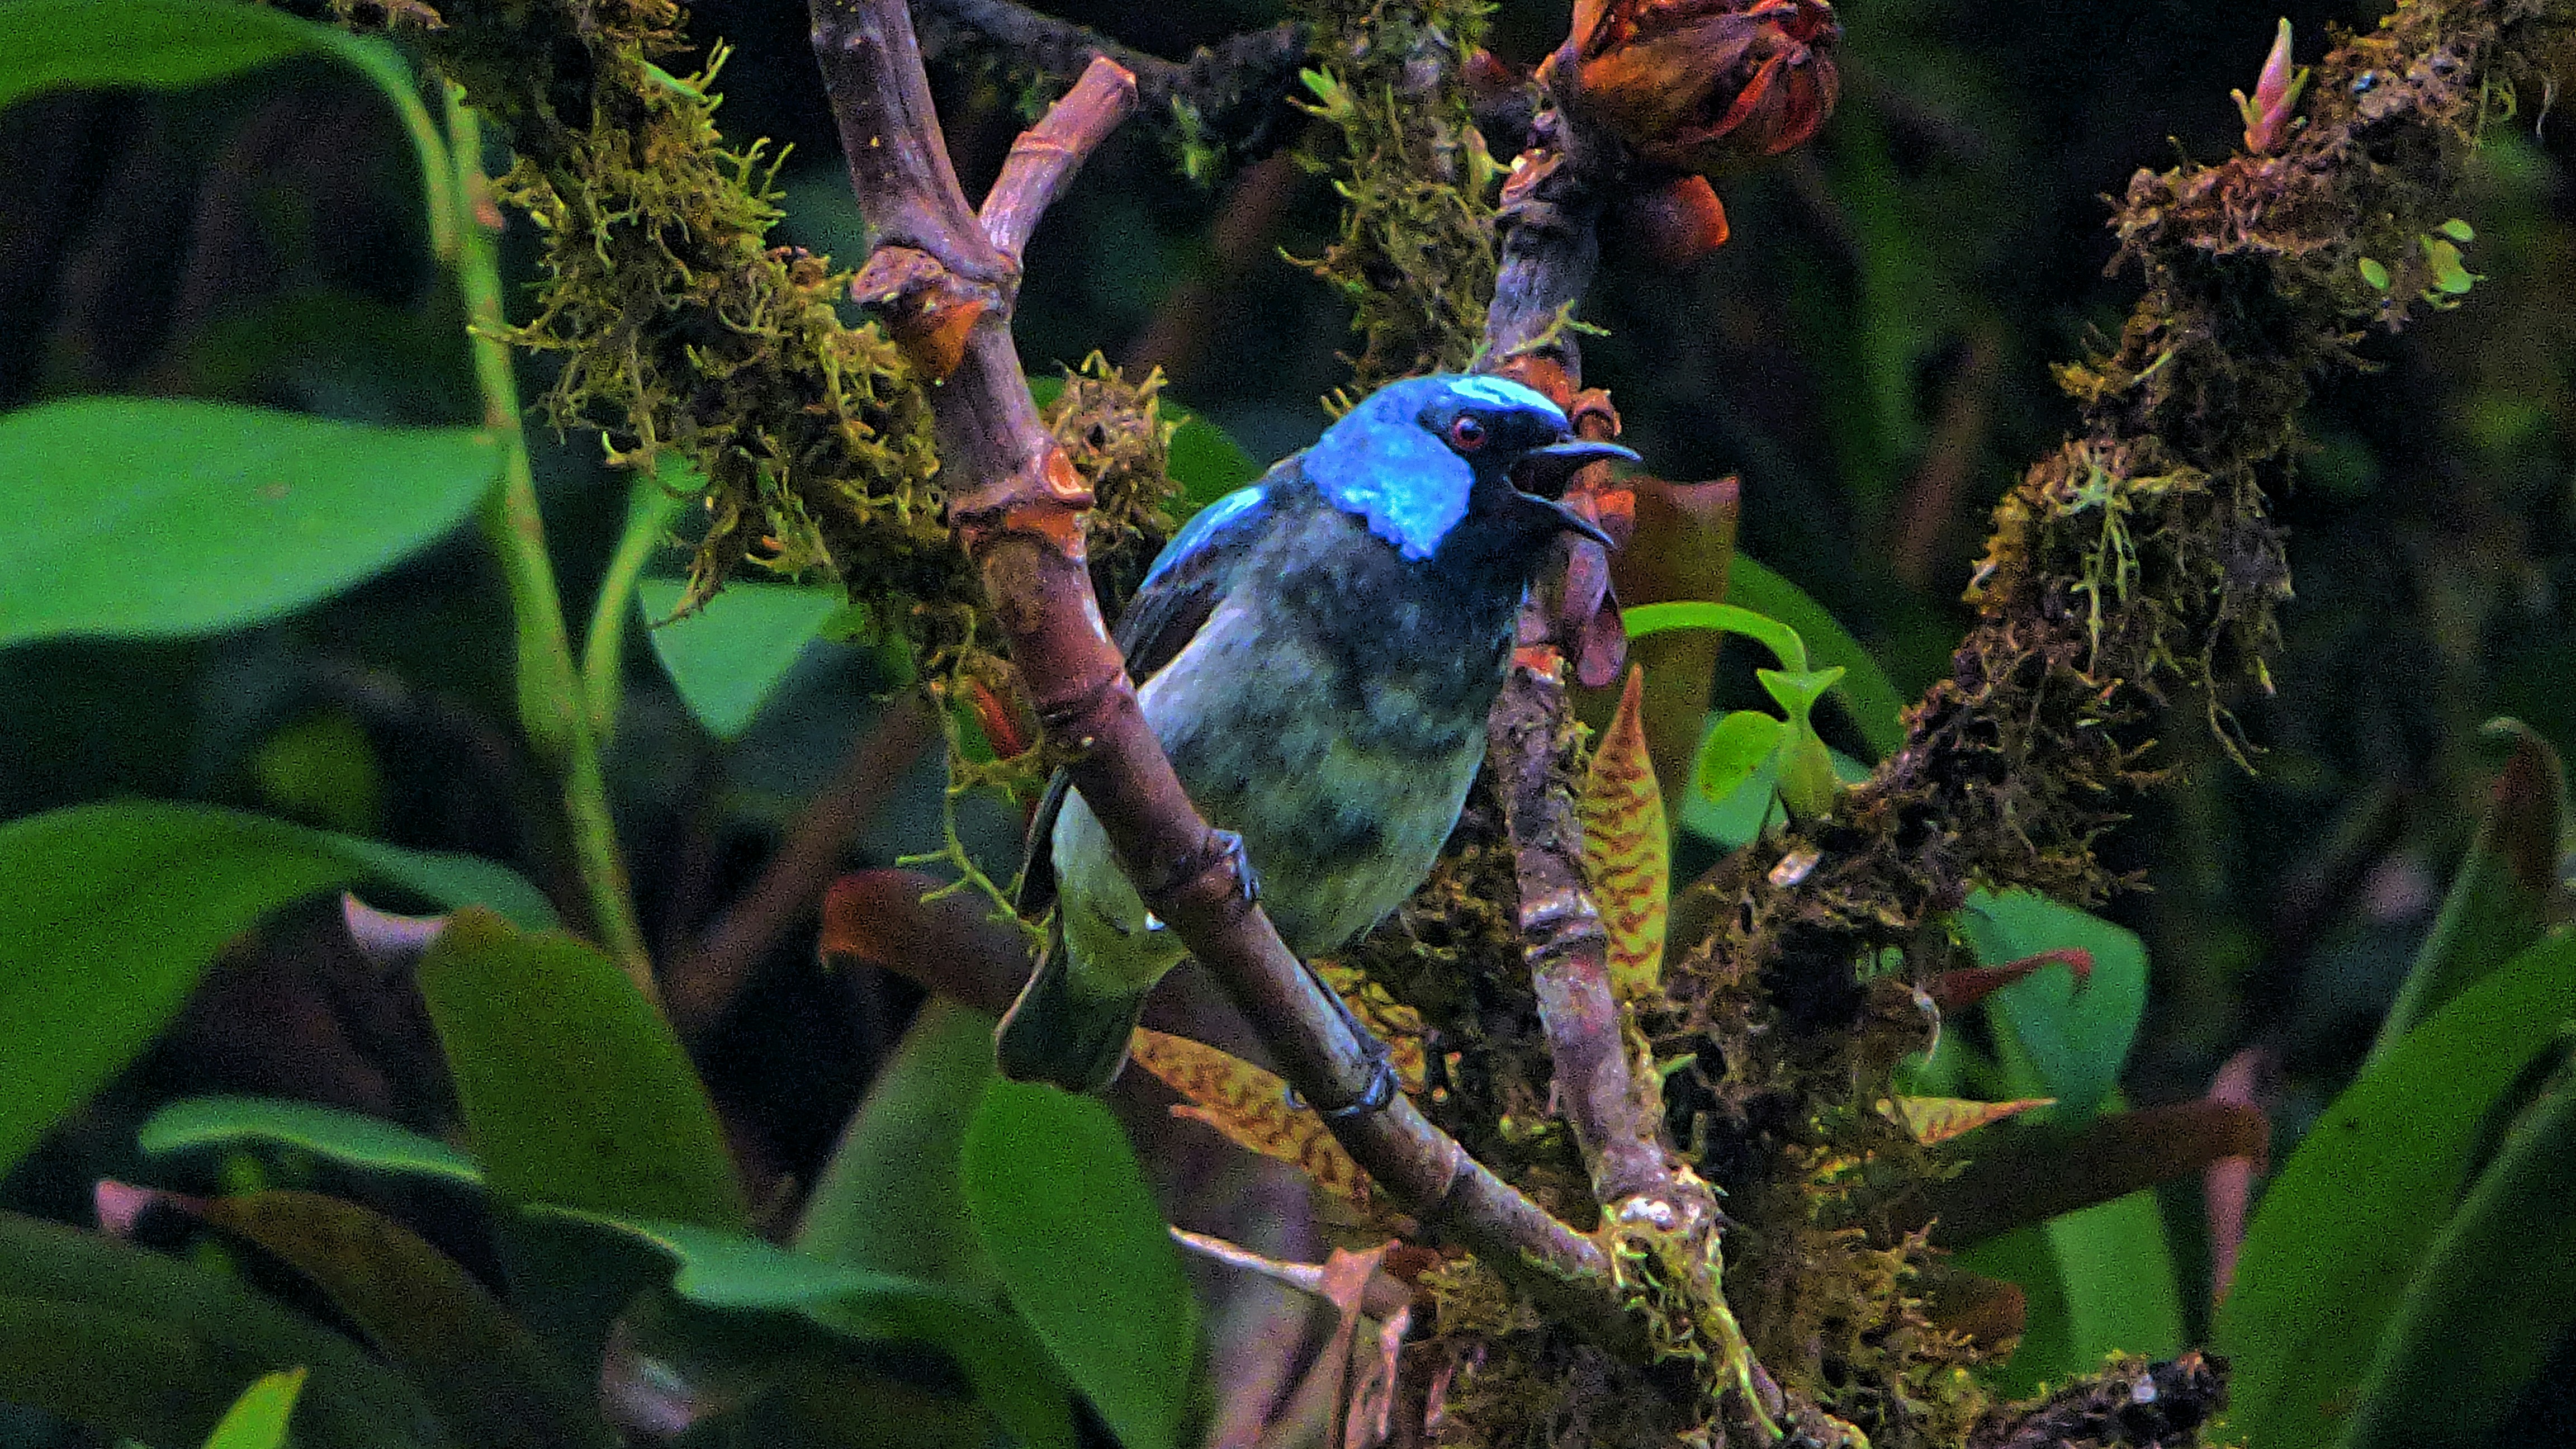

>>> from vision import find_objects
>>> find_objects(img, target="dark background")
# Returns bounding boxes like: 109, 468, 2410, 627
1, 0, 2571, 1352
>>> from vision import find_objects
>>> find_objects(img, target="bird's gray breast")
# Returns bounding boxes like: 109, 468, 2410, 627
1137, 509, 1521, 956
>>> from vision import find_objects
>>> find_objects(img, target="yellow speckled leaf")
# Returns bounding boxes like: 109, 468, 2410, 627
1887, 1095, 2057, 1145
1582, 665, 1668, 1001
1313, 963, 1428, 1093
1129, 1030, 1374, 1215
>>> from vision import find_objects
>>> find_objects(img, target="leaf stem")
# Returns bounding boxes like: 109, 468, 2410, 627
442, 85, 658, 1006
583, 472, 685, 742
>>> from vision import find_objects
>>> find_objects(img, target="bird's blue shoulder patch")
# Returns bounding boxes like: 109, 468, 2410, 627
1141, 484, 1267, 590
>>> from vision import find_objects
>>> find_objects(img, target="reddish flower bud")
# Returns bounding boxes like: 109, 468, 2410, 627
1561, 0, 1841, 178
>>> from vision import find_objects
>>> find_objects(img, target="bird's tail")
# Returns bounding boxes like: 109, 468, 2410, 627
995, 921, 1148, 1094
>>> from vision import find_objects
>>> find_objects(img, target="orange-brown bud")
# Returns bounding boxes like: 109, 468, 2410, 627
1562, 0, 1840, 178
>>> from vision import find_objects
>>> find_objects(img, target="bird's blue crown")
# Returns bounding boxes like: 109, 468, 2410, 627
1300, 374, 1570, 561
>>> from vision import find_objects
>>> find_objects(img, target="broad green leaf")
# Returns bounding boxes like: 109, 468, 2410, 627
141, 1096, 486, 1189
1953, 1189, 2184, 1398
199, 1191, 612, 1449
1957, 888, 2148, 1121
538, 1206, 1076, 1449
416, 908, 747, 1230
1724, 556, 1908, 757
0, 801, 551, 1174
795, 998, 1003, 1293
201, 1367, 305, 1449
636, 576, 844, 741
2370, 721, 2567, 1061
0, 399, 498, 648
964, 1080, 1201, 1449
2338, 1063, 2576, 1449
0, 1211, 444, 1449
2214, 938, 2576, 1449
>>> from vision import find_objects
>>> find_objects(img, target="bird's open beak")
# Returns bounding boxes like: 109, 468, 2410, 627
1511, 438, 1637, 547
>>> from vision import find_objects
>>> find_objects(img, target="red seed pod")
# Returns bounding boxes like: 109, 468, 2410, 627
1557, 0, 1841, 179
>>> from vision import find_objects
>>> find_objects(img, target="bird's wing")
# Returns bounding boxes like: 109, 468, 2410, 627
1016, 479, 1279, 920
1112, 479, 1275, 680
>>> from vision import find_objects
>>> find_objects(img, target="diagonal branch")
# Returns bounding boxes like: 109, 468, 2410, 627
808, 0, 1629, 1338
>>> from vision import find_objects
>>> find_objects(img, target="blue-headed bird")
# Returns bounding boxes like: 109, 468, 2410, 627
996, 373, 1638, 1095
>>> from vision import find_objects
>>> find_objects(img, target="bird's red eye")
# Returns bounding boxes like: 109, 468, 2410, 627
1450, 415, 1487, 450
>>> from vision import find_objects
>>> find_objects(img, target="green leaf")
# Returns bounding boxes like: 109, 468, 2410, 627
197, 1191, 612, 1449
1757, 666, 1846, 721
1953, 1189, 2184, 1398
964, 1080, 1201, 1449
416, 907, 747, 1230
2359, 255, 2392, 290
1167, 411, 1262, 506
2370, 720, 2567, 1060
2438, 217, 2476, 243
2214, 937, 2576, 1449
0, 1211, 445, 1449
0, 0, 458, 255
636, 576, 844, 741
0, 399, 498, 648
201, 1367, 305, 1449
1622, 600, 1808, 672
2338, 1059, 2576, 1449
1957, 888, 2149, 1121
1692, 711, 1785, 806
537, 1206, 1077, 1449
795, 998, 1004, 1293
141, 1096, 486, 1189
1725, 556, 1909, 758
2420, 235, 2480, 295
0, 801, 551, 1175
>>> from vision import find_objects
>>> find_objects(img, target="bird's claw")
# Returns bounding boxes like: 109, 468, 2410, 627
1211, 828, 1261, 906
1320, 1052, 1397, 1120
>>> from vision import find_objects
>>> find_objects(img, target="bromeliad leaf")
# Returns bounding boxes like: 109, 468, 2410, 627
1580, 666, 1669, 1001
1886, 1095, 2056, 1146
1129, 1030, 1376, 1218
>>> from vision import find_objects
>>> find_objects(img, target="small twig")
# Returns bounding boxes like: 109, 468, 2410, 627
912, 0, 1306, 148
669, 694, 940, 1044
808, 0, 1624, 1330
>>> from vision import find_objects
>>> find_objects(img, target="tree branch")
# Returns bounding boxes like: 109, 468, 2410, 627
1479, 18, 1716, 1236
910, 0, 1307, 151
808, 0, 1623, 1331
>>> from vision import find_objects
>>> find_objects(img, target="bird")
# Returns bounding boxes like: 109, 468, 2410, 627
995, 372, 1639, 1095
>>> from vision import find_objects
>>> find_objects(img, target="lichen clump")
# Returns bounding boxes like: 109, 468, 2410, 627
1292, 0, 1504, 385
350, 0, 974, 667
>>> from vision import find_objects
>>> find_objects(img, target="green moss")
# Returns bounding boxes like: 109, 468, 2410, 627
342, 0, 974, 675
1291, 0, 1502, 385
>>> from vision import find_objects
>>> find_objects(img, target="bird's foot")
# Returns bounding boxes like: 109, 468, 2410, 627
1211, 828, 1261, 906
1320, 1051, 1397, 1120
1287, 952, 1398, 1120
